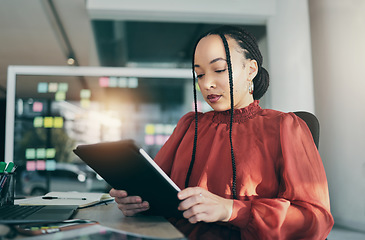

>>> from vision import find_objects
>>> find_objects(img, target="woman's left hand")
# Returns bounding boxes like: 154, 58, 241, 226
177, 187, 233, 224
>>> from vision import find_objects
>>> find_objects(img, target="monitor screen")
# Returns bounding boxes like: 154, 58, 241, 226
6, 66, 202, 196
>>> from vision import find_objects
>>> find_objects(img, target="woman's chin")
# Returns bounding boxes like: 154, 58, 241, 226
210, 104, 230, 112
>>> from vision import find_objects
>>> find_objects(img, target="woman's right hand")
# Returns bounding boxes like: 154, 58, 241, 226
109, 188, 150, 216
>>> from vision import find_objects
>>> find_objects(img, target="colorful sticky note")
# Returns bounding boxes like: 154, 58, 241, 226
36, 148, 46, 159
145, 124, 155, 135
58, 83, 69, 92
37, 82, 48, 93
55, 91, 66, 101
128, 77, 138, 88
26, 148, 36, 159
155, 135, 166, 145
162, 125, 169, 135
99, 77, 109, 87
165, 125, 176, 135
109, 77, 118, 87
118, 77, 128, 88
145, 135, 155, 145
44, 117, 53, 128
33, 102, 43, 112
155, 124, 164, 134
48, 83, 58, 92
53, 117, 64, 128
33, 117, 44, 128
46, 148, 56, 159
26, 161, 36, 171
46, 160, 56, 171
80, 89, 91, 99
36, 160, 46, 171
80, 99, 90, 108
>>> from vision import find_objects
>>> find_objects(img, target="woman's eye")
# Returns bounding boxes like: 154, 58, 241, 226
196, 74, 204, 79
215, 69, 227, 73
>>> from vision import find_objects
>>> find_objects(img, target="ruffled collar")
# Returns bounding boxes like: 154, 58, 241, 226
211, 100, 262, 123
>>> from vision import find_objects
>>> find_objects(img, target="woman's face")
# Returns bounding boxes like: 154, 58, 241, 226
194, 34, 257, 111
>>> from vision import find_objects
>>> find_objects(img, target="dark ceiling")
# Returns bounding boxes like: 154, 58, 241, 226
92, 21, 266, 68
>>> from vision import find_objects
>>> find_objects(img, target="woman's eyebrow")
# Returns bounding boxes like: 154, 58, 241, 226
194, 57, 226, 68
210, 57, 226, 64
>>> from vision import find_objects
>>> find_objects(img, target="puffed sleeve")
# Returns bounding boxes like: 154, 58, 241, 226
229, 113, 334, 240
154, 112, 196, 175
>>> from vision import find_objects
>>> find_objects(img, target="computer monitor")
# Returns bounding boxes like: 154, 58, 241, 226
5, 66, 195, 196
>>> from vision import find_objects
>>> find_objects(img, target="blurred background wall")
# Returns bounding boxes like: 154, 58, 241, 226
309, 0, 365, 231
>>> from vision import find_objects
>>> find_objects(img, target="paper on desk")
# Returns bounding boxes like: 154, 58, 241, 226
15, 191, 113, 208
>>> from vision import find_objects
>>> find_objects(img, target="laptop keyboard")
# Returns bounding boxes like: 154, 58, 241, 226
0, 205, 45, 220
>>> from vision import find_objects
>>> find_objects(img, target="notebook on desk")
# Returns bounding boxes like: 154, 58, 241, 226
0, 204, 78, 224
15, 192, 113, 209
73, 139, 182, 218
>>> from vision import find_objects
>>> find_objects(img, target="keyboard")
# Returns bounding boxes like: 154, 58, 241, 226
0, 205, 45, 220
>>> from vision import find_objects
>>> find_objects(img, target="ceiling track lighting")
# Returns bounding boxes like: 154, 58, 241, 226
42, 0, 79, 67
42, 0, 88, 89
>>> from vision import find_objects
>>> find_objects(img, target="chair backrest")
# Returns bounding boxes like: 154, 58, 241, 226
293, 112, 326, 240
293, 111, 320, 149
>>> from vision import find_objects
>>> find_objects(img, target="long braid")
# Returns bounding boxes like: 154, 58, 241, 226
185, 73, 198, 188
185, 44, 199, 188
219, 33, 237, 200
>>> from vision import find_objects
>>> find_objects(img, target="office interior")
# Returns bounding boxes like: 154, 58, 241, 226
0, 0, 364, 238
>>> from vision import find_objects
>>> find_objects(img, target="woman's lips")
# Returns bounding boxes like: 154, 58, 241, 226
207, 94, 221, 103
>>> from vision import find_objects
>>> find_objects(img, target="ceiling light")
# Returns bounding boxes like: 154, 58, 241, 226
67, 57, 75, 66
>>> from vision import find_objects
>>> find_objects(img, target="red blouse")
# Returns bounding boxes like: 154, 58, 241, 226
154, 101, 334, 240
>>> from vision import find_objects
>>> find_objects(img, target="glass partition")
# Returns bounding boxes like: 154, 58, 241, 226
6, 66, 195, 196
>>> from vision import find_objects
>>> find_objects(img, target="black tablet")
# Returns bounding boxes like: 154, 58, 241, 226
73, 140, 182, 218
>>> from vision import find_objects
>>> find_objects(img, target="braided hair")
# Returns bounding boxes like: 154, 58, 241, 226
185, 26, 270, 199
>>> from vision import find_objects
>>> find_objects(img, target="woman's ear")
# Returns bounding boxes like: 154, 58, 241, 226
248, 60, 258, 81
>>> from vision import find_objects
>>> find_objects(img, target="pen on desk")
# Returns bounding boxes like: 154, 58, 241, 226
42, 196, 87, 200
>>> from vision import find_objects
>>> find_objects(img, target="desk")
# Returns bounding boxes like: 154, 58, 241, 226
76, 202, 185, 239
12, 202, 186, 239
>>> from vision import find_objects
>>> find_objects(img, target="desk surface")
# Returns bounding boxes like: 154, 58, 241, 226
76, 202, 185, 239
11, 202, 186, 239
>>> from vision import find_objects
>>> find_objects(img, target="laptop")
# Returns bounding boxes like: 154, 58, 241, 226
0, 204, 78, 224
73, 139, 182, 218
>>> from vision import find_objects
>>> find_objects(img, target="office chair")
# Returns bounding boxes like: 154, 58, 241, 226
293, 111, 320, 149
294, 111, 328, 240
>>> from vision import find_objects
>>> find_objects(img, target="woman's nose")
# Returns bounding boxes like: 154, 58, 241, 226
202, 75, 216, 90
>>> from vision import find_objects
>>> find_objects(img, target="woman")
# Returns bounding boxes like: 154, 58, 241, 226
110, 26, 334, 239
